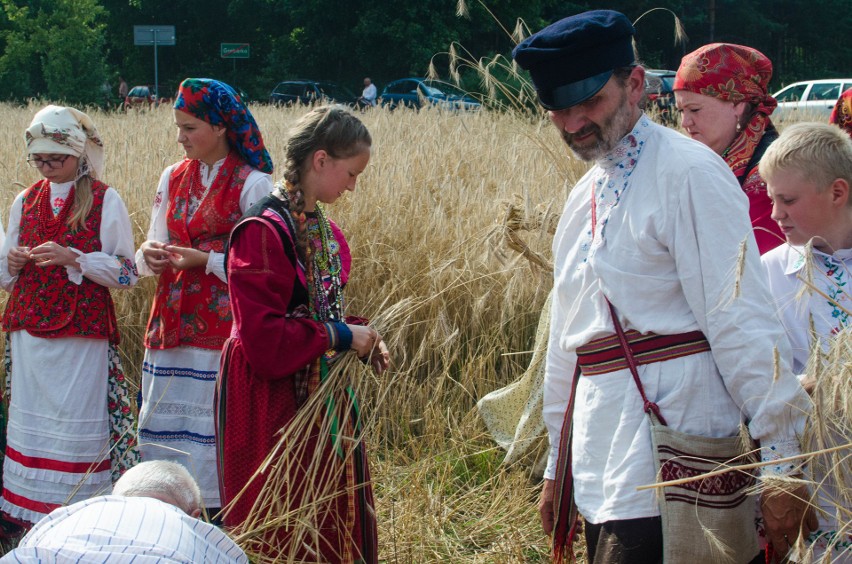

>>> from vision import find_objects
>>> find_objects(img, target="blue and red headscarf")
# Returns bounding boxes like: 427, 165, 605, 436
174, 78, 273, 174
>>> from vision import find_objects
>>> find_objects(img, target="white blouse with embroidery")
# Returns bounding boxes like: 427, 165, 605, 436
762, 243, 852, 557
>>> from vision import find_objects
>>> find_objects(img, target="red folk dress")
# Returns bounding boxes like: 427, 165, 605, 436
216, 195, 377, 563
137, 154, 273, 508
0, 179, 138, 525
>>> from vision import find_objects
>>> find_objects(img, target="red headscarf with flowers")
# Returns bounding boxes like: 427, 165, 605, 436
674, 43, 776, 179
830, 88, 852, 138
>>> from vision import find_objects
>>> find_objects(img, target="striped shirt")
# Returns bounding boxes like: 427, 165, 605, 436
1, 495, 248, 563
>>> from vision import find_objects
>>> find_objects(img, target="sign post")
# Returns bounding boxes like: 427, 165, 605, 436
133, 25, 176, 99
221, 43, 250, 73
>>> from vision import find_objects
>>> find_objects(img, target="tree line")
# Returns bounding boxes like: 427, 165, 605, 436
1, 0, 849, 107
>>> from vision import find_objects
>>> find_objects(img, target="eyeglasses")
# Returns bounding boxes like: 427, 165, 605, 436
27, 155, 71, 169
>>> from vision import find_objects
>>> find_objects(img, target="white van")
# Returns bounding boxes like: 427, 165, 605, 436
773, 79, 852, 122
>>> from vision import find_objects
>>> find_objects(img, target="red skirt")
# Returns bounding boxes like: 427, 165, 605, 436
215, 337, 378, 563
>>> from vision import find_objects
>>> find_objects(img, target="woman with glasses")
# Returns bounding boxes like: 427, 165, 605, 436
135, 78, 273, 517
0, 105, 139, 528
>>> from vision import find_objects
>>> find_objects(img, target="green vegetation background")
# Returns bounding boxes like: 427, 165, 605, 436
1, 0, 851, 108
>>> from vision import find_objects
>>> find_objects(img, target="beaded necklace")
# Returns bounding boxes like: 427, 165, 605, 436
37, 181, 75, 240
305, 203, 344, 322
279, 184, 344, 322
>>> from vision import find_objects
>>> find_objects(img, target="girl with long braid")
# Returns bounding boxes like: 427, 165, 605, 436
216, 106, 388, 563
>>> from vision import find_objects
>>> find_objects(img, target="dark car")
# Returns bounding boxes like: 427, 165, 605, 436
123, 85, 172, 111
123, 85, 155, 110
644, 69, 677, 124
269, 80, 358, 106
379, 78, 481, 111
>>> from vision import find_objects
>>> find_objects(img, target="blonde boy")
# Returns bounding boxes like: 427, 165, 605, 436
760, 122, 852, 560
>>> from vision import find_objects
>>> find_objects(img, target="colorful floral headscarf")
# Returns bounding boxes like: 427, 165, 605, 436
174, 78, 273, 174
830, 88, 852, 138
674, 43, 776, 179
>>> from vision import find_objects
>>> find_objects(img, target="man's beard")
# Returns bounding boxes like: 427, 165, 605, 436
561, 90, 634, 162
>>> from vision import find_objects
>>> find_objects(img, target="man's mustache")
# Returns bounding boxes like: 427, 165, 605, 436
562, 124, 600, 145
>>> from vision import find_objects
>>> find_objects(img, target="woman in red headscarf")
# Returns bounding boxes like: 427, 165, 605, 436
136, 78, 273, 516
830, 87, 852, 138
674, 43, 784, 254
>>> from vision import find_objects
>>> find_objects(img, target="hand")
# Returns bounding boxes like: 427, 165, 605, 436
7, 246, 32, 276
164, 245, 209, 272
799, 374, 816, 395
540, 478, 555, 535
141, 240, 170, 274
368, 338, 391, 375
30, 242, 77, 268
761, 481, 818, 559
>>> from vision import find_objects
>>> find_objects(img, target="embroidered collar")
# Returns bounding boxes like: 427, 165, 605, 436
784, 245, 852, 276
595, 113, 652, 172
576, 114, 651, 267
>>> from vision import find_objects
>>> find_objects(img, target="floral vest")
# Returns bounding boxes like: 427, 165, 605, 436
144, 153, 250, 350
1, 179, 119, 343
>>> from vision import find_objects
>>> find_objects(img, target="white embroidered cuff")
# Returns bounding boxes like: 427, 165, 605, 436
759, 438, 802, 476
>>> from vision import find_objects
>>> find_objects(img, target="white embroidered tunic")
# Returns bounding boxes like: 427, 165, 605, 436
763, 244, 852, 558
544, 114, 810, 524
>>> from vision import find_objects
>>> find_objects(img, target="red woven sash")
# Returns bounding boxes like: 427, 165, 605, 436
576, 329, 710, 376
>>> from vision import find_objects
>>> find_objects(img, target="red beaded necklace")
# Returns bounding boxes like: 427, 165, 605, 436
36, 181, 76, 241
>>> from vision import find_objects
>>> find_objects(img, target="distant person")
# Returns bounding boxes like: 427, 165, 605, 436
2, 461, 248, 562
0, 105, 139, 528
136, 78, 273, 516
674, 43, 785, 254
118, 76, 128, 100
760, 122, 852, 561
830, 87, 852, 137
358, 77, 377, 108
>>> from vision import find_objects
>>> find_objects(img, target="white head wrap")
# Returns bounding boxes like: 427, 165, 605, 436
24, 105, 105, 179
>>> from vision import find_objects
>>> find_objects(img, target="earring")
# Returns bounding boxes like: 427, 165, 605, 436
736, 122, 742, 133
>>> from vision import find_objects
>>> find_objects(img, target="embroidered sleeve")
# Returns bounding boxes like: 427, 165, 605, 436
71, 188, 139, 289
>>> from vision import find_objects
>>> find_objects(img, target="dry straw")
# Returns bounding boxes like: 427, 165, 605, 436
0, 100, 584, 560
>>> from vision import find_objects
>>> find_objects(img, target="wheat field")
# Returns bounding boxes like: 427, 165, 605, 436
0, 101, 593, 561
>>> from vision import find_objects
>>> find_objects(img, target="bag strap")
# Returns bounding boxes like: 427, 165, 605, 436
605, 299, 668, 426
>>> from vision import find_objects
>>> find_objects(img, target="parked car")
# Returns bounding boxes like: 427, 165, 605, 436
123, 85, 172, 111
123, 85, 155, 110
644, 69, 677, 123
269, 80, 358, 106
379, 78, 481, 111
773, 79, 852, 121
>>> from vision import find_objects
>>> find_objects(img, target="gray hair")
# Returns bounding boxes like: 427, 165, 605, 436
112, 461, 202, 515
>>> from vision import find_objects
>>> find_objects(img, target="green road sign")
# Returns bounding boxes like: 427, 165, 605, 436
221, 43, 250, 59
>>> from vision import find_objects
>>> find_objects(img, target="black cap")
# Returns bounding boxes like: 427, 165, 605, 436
513, 10, 636, 110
